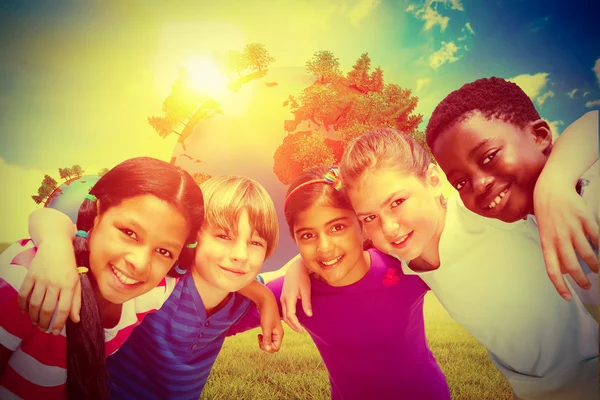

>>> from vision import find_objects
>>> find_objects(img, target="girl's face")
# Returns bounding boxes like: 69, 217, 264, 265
347, 166, 443, 261
88, 194, 189, 305
293, 204, 369, 287
194, 209, 267, 294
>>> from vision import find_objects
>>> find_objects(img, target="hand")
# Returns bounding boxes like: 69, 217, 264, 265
18, 238, 81, 334
280, 257, 312, 333
534, 176, 599, 300
256, 296, 284, 354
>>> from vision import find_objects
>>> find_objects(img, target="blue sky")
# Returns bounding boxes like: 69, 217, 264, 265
0, 0, 598, 265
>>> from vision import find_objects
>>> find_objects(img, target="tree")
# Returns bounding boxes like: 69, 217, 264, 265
192, 172, 212, 186
37, 183, 53, 200
306, 50, 342, 84
98, 168, 109, 177
32, 195, 42, 205
43, 174, 57, 190
241, 43, 275, 72
274, 51, 424, 184
72, 165, 83, 177
148, 68, 222, 152
58, 167, 69, 180
223, 50, 244, 78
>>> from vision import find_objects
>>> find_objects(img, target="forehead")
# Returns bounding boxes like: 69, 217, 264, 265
103, 195, 189, 243
347, 169, 422, 213
206, 209, 263, 237
294, 205, 355, 228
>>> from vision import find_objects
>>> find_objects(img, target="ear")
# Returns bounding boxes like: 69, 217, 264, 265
528, 119, 552, 154
426, 163, 443, 197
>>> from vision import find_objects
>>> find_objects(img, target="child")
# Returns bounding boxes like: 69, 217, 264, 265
282, 130, 598, 400
19, 174, 282, 400
0, 156, 204, 400
229, 166, 450, 400
425, 78, 598, 304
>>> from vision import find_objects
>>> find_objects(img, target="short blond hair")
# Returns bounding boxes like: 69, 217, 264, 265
340, 128, 430, 191
200, 175, 279, 259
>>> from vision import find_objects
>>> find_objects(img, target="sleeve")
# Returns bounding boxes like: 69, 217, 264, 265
227, 277, 285, 337
0, 242, 36, 356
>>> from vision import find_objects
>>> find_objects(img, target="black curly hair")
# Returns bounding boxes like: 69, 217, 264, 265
425, 77, 542, 151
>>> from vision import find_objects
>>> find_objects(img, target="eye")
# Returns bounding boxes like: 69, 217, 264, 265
250, 240, 264, 247
363, 215, 376, 223
156, 248, 173, 258
300, 232, 315, 240
120, 228, 137, 240
391, 198, 405, 208
216, 234, 231, 240
454, 179, 467, 191
482, 150, 499, 165
331, 224, 345, 233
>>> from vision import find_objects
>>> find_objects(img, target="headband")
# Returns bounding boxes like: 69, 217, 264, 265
284, 167, 343, 211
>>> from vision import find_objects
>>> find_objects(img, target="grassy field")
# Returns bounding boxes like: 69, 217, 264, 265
201, 293, 513, 400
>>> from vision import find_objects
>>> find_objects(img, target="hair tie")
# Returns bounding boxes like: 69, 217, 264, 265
185, 241, 198, 249
85, 194, 97, 202
75, 230, 88, 239
77, 266, 89, 275
174, 264, 187, 275
284, 166, 343, 211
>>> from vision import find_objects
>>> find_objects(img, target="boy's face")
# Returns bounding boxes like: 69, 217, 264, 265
432, 113, 550, 222
193, 209, 267, 294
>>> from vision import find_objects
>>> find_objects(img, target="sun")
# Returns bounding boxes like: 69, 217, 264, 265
182, 55, 229, 98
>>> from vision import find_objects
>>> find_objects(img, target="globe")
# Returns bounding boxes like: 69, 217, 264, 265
46, 175, 101, 223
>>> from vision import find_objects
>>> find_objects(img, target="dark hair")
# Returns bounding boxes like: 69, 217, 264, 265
426, 77, 542, 151
67, 157, 204, 400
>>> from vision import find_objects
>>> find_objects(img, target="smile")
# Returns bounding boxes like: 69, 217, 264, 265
391, 232, 412, 246
319, 255, 343, 266
487, 188, 508, 209
219, 266, 246, 276
110, 265, 142, 285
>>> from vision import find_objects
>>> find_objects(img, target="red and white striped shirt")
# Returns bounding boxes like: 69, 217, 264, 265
0, 239, 177, 400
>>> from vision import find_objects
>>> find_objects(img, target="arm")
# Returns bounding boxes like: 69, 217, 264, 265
21, 208, 80, 334
280, 254, 313, 333
534, 111, 599, 300
237, 280, 283, 353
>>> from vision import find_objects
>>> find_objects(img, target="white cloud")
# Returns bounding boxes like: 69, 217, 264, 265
594, 58, 600, 87
406, 0, 466, 32
584, 91, 590, 97
448, 0, 464, 11
536, 90, 554, 106
507, 72, 550, 101
416, 77, 431, 92
567, 88, 578, 99
585, 99, 600, 108
458, 22, 475, 41
464, 22, 474, 34
547, 120, 563, 141
348, 0, 381, 26
429, 41, 459, 69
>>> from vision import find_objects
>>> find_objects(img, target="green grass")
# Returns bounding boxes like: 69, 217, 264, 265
0, 243, 10, 253
201, 293, 513, 400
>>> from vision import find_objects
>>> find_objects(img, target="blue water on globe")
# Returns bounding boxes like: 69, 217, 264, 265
46, 175, 101, 223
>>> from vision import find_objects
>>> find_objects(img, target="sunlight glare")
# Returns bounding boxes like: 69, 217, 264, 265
183, 55, 229, 98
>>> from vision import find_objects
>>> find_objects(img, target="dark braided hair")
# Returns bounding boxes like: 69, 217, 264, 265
67, 157, 203, 400
426, 77, 542, 151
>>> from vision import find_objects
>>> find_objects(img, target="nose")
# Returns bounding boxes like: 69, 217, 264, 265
381, 214, 400, 240
316, 234, 334, 256
230, 239, 249, 264
123, 246, 152, 276
473, 173, 494, 195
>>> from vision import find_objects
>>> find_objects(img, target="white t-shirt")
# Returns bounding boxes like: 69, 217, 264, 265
400, 196, 598, 400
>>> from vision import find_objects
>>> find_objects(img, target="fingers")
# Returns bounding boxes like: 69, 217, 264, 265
541, 240, 572, 301
573, 227, 599, 275
284, 298, 304, 333
300, 285, 313, 317
52, 287, 76, 334
17, 274, 35, 314
38, 287, 59, 331
582, 212, 599, 249
28, 284, 48, 325
271, 327, 283, 352
70, 279, 82, 324
557, 237, 591, 290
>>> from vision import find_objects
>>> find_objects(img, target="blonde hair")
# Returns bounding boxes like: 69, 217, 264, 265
200, 175, 279, 259
340, 128, 431, 190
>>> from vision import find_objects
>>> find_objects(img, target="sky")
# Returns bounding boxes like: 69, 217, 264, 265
1, 0, 598, 267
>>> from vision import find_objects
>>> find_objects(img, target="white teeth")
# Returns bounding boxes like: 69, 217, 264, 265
111, 265, 140, 285
321, 256, 342, 266
393, 235, 409, 245
488, 189, 508, 209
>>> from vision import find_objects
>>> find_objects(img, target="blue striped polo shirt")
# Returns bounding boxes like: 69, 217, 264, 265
106, 271, 252, 400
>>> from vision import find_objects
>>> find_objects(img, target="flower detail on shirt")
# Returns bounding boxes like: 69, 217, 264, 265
382, 267, 400, 286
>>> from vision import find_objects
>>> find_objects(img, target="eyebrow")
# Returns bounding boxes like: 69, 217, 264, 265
123, 219, 182, 249
355, 191, 405, 218
294, 216, 348, 235
468, 138, 492, 159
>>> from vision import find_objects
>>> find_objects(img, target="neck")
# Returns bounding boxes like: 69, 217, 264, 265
191, 267, 231, 315
94, 286, 122, 329
324, 250, 371, 287
412, 199, 447, 271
